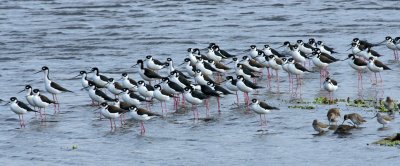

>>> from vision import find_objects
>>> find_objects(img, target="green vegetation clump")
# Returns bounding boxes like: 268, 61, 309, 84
313, 97, 337, 105
288, 105, 315, 109
374, 133, 400, 147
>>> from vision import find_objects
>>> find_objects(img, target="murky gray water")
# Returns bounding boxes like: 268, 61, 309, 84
1, 0, 400, 165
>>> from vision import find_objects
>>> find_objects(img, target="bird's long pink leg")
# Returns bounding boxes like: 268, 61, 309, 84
52, 94, 56, 114
236, 91, 239, 105
217, 97, 221, 113
109, 119, 113, 130
142, 121, 146, 134
18, 115, 22, 128
192, 104, 196, 119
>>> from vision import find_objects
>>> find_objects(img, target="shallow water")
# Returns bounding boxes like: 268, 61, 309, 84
1, 0, 400, 165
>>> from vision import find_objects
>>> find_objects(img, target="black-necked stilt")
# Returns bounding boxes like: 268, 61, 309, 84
250, 99, 279, 128
153, 84, 176, 115
327, 108, 341, 126
312, 119, 328, 134
113, 98, 134, 125
199, 83, 220, 116
395, 37, 400, 52
74, 71, 95, 91
279, 41, 292, 56
312, 48, 340, 62
193, 48, 209, 61
206, 47, 222, 62
225, 76, 240, 104
289, 44, 307, 65
145, 55, 166, 70
181, 58, 196, 77
381, 36, 399, 60
128, 105, 160, 134
207, 81, 232, 112
105, 78, 124, 98
235, 64, 259, 83
207, 59, 231, 73
281, 57, 292, 91
160, 77, 185, 94
367, 57, 391, 85
98, 102, 127, 130
133, 60, 163, 85
120, 88, 149, 106
241, 56, 263, 72
308, 38, 317, 47
183, 86, 208, 120
342, 113, 366, 127
212, 45, 236, 58
35, 66, 72, 113
345, 54, 367, 89
195, 57, 215, 76
18, 85, 37, 110
160, 77, 185, 110
32, 89, 56, 120
352, 38, 377, 49
87, 82, 115, 105
166, 58, 190, 79
113, 98, 134, 111
249, 45, 260, 58
88, 67, 109, 88
262, 44, 285, 58
194, 69, 216, 86
120, 73, 138, 91
169, 70, 192, 88
311, 51, 336, 87
323, 77, 338, 101
187, 48, 197, 65
316, 41, 336, 55
137, 80, 154, 99
349, 42, 366, 58
236, 75, 263, 111
287, 58, 311, 96
7, 97, 37, 128
296, 40, 314, 55
267, 55, 283, 88
372, 112, 393, 128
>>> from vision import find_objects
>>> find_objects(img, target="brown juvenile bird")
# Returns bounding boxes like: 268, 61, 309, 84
312, 119, 329, 133
383, 97, 396, 116
327, 108, 341, 126
342, 113, 366, 127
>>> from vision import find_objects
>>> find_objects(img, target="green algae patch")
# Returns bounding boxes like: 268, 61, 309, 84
313, 97, 337, 105
288, 105, 315, 109
374, 133, 400, 147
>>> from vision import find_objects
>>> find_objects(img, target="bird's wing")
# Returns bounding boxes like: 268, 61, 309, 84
294, 63, 310, 72
374, 60, 391, 70
144, 69, 163, 79
40, 95, 56, 104
137, 108, 161, 116
17, 101, 36, 112
259, 101, 279, 110
51, 82, 72, 92
95, 90, 114, 101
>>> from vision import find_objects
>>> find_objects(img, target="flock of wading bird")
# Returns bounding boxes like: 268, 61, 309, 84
2, 36, 400, 134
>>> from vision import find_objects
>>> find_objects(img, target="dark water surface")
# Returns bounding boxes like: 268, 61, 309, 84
1, 0, 400, 165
